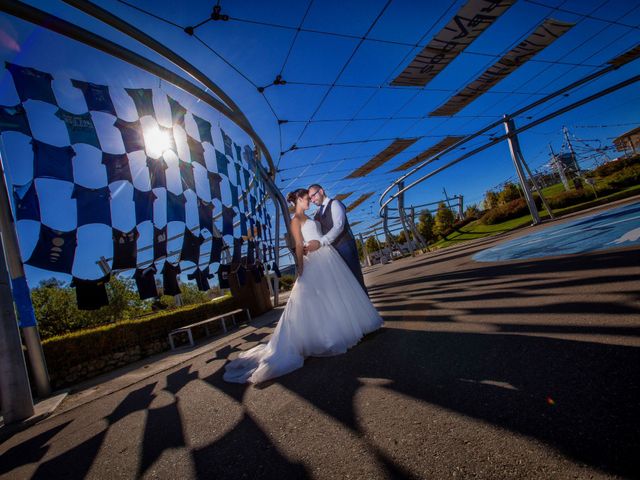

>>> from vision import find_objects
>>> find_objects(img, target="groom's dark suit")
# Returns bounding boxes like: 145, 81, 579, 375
314, 198, 366, 291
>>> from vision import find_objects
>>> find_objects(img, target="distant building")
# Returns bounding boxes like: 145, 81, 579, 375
613, 126, 640, 156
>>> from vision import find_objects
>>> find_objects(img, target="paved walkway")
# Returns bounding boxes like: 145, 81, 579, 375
0, 199, 639, 479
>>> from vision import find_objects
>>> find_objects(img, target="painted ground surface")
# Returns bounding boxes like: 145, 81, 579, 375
473, 201, 640, 262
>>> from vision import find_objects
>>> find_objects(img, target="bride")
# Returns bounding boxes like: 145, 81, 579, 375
223, 188, 383, 384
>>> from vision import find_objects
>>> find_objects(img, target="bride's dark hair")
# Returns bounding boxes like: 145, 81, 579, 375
287, 188, 308, 205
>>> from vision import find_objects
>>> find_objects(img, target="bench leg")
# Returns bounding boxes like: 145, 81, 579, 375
231, 314, 236, 327
187, 329, 194, 347
221, 318, 227, 333
246, 309, 252, 323
169, 334, 175, 350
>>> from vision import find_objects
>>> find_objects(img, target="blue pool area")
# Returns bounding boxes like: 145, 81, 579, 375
473, 200, 640, 262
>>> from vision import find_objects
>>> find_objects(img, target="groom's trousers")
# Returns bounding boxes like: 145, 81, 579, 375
333, 237, 367, 293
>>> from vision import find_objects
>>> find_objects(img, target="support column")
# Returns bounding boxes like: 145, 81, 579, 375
0, 150, 50, 398
397, 182, 415, 256
359, 233, 371, 267
0, 230, 34, 423
272, 200, 281, 307
503, 115, 540, 225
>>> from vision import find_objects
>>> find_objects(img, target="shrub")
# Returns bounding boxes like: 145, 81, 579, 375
278, 274, 296, 292
589, 155, 640, 178
546, 188, 597, 209
480, 197, 542, 225
42, 296, 239, 387
605, 164, 640, 189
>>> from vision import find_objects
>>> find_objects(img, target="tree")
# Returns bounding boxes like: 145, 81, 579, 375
356, 238, 364, 261
498, 182, 522, 205
484, 190, 499, 210
365, 236, 381, 253
179, 282, 211, 306
464, 204, 480, 219
417, 209, 435, 243
433, 202, 455, 238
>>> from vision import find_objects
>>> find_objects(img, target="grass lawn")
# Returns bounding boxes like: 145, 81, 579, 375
430, 184, 640, 250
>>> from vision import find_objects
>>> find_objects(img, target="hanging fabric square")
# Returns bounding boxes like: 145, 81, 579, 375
72, 184, 112, 227
0, 104, 31, 135
215, 149, 229, 178
192, 114, 213, 145
208, 171, 223, 201
55, 108, 101, 149
114, 118, 146, 153
187, 266, 214, 291
71, 79, 116, 115
166, 191, 186, 223
102, 152, 132, 183
247, 239, 255, 264
234, 163, 243, 189
125, 88, 155, 118
161, 261, 181, 295
111, 227, 139, 270
153, 226, 167, 260
180, 227, 204, 264
159, 125, 177, 154
239, 212, 248, 237
242, 167, 251, 191
13, 181, 40, 222
220, 128, 233, 157
167, 96, 187, 127
222, 205, 236, 236
243, 145, 255, 169
187, 135, 206, 167
71, 273, 110, 310
5, 62, 57, 105
217, 263, 231, 289
209, 235, 223, 264
197, 198, 214, 233
234, 143, 242, 166
32, 140, 75, 182
26, 225, 77, 274
229, 183, 240, 208
232, 237, 243, 264
179, 160, 196, 191
134, 263, 158, 299
147, 156, 168, 188
133, 188, 156, 224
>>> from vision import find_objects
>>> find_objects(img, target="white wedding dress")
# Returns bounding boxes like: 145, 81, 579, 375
223, 218, 383, 384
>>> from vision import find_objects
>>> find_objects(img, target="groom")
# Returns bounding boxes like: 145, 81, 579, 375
305, 184, 366, 291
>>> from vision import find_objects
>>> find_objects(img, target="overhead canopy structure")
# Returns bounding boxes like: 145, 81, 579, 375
392, 136, 465, 172
391, 0, 515, 87
346, 192, 374, 212
345, 138, 418, 179
430, 19, 575, 117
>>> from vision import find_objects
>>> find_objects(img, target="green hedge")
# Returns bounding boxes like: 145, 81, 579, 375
587, 155, 640, 178
480, 197, 542, 225
43, 296, 239, 382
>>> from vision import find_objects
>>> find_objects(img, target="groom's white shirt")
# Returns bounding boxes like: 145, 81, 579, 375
319, 196, 346, 247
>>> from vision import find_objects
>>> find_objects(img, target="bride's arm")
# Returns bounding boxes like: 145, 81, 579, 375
290, 217, 305, 277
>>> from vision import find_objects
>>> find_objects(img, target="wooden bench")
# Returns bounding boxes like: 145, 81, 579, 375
168, 308, 251, 350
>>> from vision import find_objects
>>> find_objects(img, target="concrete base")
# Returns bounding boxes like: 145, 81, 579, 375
0, 391, 68, 441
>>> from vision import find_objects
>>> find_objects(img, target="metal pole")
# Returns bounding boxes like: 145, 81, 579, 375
359, 233, 371, 267
517, 150, 555, 220
503, 115, 540, 225
273, 200, 281, 307
0, 228, 35, 423
458, 195, 464, 220
0, 148, 51, 398
397, 182, 415, 256
549, 143, 570, 191
409, 206, 428, 250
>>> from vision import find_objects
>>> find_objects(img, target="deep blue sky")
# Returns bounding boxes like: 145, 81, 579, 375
1, 0, 639, 283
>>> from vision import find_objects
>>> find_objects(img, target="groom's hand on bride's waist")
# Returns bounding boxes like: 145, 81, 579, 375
305, 240, 321, 254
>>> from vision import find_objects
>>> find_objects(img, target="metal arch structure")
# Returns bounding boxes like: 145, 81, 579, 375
0, 0, 295, 304
378, 49, 640, 219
